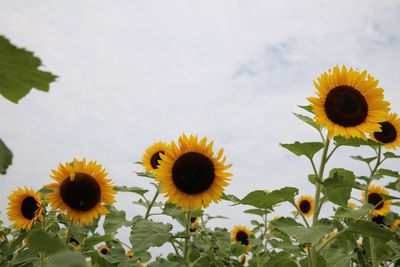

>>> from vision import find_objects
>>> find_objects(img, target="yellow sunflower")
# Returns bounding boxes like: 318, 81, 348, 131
190, 216, 200, 225
296, 195, 314, 218
46, 159, 116, 225
126, 250, 133, 258
363, 185, 391, 216
348, 202, 357, 210
98, 245, 110, 255
156, 134, 232, 210
231, 225, 252, 251
308, 65, 390, 139
7, 187, 43, 230
390, 219, 400, 231
142, 141, 168, 173
371, 113, 400, 149
68, 236, 81, 250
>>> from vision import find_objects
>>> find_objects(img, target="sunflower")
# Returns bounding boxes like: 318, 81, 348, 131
296, 195, 314, 218
371, 215, 388, 227
231, 225, 252, 251
126, 250, 133, 258
46, 159, 116, 225
371, 113, 400, 149
308, 65, 390, 139
348, 202, 357, 210
68, 236, 81, 249
142, 141, 168, 173
390, 219, 400, 231
190, 216, 200, 225
363, 185, 391, 216
7, 187, 43, 230
98, 245, 110, 255
156, 134, 232, 210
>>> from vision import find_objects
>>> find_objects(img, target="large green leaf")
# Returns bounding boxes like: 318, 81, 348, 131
280, 142, 324, 159
130, 218, 172, 252
333, 136, 379, 147
270, 218, 333, 245
266, 251, 298, 267
46, 251, 88, 267
375, 168, 400, 179
347, 219, 395, 241
27, 229, 65, 255
334, 204, 374, 219
240, 187, 298, 209
324, 249, 351, 267
0, 139, 12, 174
0, 35, 57, 103
81, 234, 113, 251
103, 206, 130, 235
322, 168, 355, 207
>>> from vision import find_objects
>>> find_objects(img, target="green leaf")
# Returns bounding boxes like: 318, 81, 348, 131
333, 136, 379, 147
280, 142, 324, 159
46, 251, 88, 267
298, 104, 314, 114
221, 193, 240, 203
375, 168, 400, 179
0, 35, 57, 103
386, 180, 400, 191
383, 152, 400, 159
322, 168, 355, 207
130, 218, 172, 252
347, 219, 395, 241
82, 234, 113, 251
11, 250, 40, 267
27, 229, 65, 255
230, 243, 247, 256
266, 251, 298, 267
103, 206, 130, 235
350, 155, 377, 164
324, 249, 351, 267
114, 186, 148, 196
240, 187, 298, 209
244, 209, 268, 216
293, 113, 321, 131
334, 204, 374, 219
270, 217, 333, 245
209, 227, 231, 254
0, 139, 12, 174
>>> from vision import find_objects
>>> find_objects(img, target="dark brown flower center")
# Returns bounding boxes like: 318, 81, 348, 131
299, 200, 311, 214
368, 193, 384, 210
190, 217, 197, 224
172, 152, 215, 194
21, 196, 39, 220
236, 231, 249, 246
371, 215, 386, 226
100, 248, 109, 255
69, 237, 80, 246
374, 122, 397, 144
60, 173, 101, 211
324, 85, 368, 127
150, 151, 164, 169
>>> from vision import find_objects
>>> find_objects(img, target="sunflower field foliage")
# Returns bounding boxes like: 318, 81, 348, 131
1, 36, 400, 267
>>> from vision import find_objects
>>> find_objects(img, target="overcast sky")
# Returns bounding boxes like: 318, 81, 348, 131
1, 0, 400, 255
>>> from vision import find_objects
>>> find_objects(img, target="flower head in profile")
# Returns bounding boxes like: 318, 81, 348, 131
142, 141, 169, 173
363, 185, 391, 216
371, 113, 400, 149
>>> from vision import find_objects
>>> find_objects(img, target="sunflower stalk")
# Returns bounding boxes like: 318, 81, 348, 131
183, 211, 191, 262
144, 189, 159, 219
65, 219, 73, 246
310, 136, 330, 266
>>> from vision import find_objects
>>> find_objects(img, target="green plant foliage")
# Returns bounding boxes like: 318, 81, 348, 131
130, 218, 173, 252
0, 35, 57, 103
240, 187, 298, 209
114, 186, 148, 196
27, 229, 65, 254
266, 251, 299, 267
322, 168, 356, 207
280, 142, 324, 160
346, 219, 395, 241
334, 204, 374, 219
293, 113, 321, 131
103, 206, 130, 235
46, 250, 87, 267
0, 138, 12, 174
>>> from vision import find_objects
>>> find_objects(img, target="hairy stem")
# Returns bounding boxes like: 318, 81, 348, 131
144, 189, 159, 219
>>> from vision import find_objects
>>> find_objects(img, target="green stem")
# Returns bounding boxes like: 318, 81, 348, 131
183, 211, 191, 262
366, 146, 382, 267
191, 255, 206, 267
317, 228, 347, 254
169, 240, 180, 257
263, 211, 268, 252
65, 220, 73, 246
144, 189, 159, 219
312, 137, 330, 226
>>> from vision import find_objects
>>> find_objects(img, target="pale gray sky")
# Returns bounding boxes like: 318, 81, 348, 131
0, 0, 400, 255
